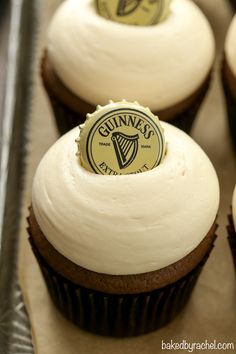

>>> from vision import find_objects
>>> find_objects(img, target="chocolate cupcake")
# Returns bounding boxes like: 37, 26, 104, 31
228, 187, 236, 268
42, 0, 215, 135
222, 15, 236, 150
28, 102, 219, 337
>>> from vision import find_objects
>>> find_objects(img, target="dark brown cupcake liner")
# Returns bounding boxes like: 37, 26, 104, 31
229, 0, 236, 11
44, 90, 87, 135
227, 214, 236, 269
166, 75, 211, 133
222, 64, 236, 150
28, 226, 216, 337
41, 53, 211, 136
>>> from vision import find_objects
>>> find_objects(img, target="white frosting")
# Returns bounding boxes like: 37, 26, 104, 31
47, 0, 215, 111
32, 123, 219, 275
225, 15, 236, 78
232, 186, 236, 228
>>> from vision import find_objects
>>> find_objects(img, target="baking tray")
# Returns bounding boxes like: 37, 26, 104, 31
0, 0, 37, 352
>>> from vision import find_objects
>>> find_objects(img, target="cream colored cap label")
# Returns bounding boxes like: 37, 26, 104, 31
77, 101, 165, 175
96, 0, 172, 26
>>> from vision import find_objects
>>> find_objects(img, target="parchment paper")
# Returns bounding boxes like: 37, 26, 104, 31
19, 1, 236, 353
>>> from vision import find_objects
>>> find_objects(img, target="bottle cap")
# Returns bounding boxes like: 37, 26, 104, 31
96, 0, 172, 26
77, 100, 165, 175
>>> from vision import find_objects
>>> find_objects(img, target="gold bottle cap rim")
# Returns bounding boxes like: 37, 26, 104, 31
95, 0, 172, 26
77, 100, 166, 175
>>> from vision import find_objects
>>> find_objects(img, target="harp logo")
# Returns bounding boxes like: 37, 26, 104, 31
96, 0, 171, 26
117, 0, 142, 16
78, 101, 165, 175
111, 132, 139, 169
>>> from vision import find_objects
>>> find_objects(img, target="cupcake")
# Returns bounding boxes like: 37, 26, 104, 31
222, 15, 236, 150
42, 0, 215, 135
228, 187, 236, 268
28, 102, 219, 337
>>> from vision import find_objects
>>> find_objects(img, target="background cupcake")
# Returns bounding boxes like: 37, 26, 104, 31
28, 102, 219, 336
42, 0, 215, 135
222, 15, 236, 149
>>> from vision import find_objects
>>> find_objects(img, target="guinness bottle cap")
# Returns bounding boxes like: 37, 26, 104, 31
95, 0, 172, 26
77, 100, 165, 175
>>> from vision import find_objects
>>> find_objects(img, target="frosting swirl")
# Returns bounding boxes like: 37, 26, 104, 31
47, 0, 215, 111
32, 123, 219, 275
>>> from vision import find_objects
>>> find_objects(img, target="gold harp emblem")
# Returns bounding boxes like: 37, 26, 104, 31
111, 132, 139, 169
117, 0, 142, 16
